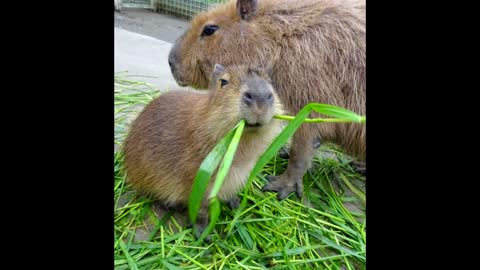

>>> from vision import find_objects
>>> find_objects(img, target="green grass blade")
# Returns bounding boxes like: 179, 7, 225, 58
190, 120, 244, 234
309, 103, 364, 122
209, 120, 245, 199
188, 128, 235, 223
338, 173, 366, 203
161, 260, 184, 270
236, 224, 254, 250
274, 115, 365, 123
118, 239, 138, 270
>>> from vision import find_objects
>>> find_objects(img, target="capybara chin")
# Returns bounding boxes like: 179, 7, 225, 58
168, 0, 366, 200
123, 64, 283, 238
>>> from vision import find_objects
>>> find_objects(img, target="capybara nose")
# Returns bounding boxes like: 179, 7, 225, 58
243, 92, 254, 105
243, 91, 274, 106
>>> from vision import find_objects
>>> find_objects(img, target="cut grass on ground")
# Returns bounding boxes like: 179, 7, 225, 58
114, 73, 366, 270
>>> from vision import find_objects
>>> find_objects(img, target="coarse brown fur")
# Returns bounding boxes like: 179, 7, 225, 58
169, 0, 365, 200
123, 65, 283, 236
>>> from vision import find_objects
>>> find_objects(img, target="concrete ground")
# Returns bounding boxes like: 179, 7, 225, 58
114, 9, 191, 90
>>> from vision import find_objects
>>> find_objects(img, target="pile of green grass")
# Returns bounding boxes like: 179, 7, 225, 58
114, 73, 366, 270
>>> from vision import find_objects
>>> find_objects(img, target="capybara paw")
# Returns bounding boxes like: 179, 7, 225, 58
262, 174, 303, 200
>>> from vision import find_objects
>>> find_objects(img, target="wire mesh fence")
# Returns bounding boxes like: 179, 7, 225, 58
120, 0, 227, 19
157, 0, 226, 19
121, 0, 153, 9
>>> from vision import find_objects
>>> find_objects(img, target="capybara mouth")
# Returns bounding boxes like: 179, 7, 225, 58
175, 79, 188, 87
245, 122, 262, 128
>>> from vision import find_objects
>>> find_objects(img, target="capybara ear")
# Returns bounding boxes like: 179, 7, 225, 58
236, 0, 258, 20
211, 63, 225, 82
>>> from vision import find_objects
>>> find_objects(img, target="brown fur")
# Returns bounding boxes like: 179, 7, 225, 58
122, 65, 283, 234
169, 0, 365, 199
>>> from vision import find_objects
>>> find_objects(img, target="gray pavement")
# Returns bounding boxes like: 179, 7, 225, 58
114, 9, 191, 91
115, 9, 190, 43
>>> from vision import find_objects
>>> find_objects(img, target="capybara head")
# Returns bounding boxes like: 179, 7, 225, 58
207, 64, 282, 130
168, 0, 277, 89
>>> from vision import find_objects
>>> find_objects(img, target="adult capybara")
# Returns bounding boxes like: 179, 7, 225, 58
168, 0, 365, 200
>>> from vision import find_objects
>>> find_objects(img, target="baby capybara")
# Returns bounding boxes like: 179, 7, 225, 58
123, 64, 283, 236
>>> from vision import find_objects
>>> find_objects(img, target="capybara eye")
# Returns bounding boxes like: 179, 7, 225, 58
201, 25, 219, 36
220, 79, 228, 87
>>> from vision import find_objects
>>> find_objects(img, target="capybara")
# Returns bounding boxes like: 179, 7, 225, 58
168, 0, 366, 200
123, 64, 284, 236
